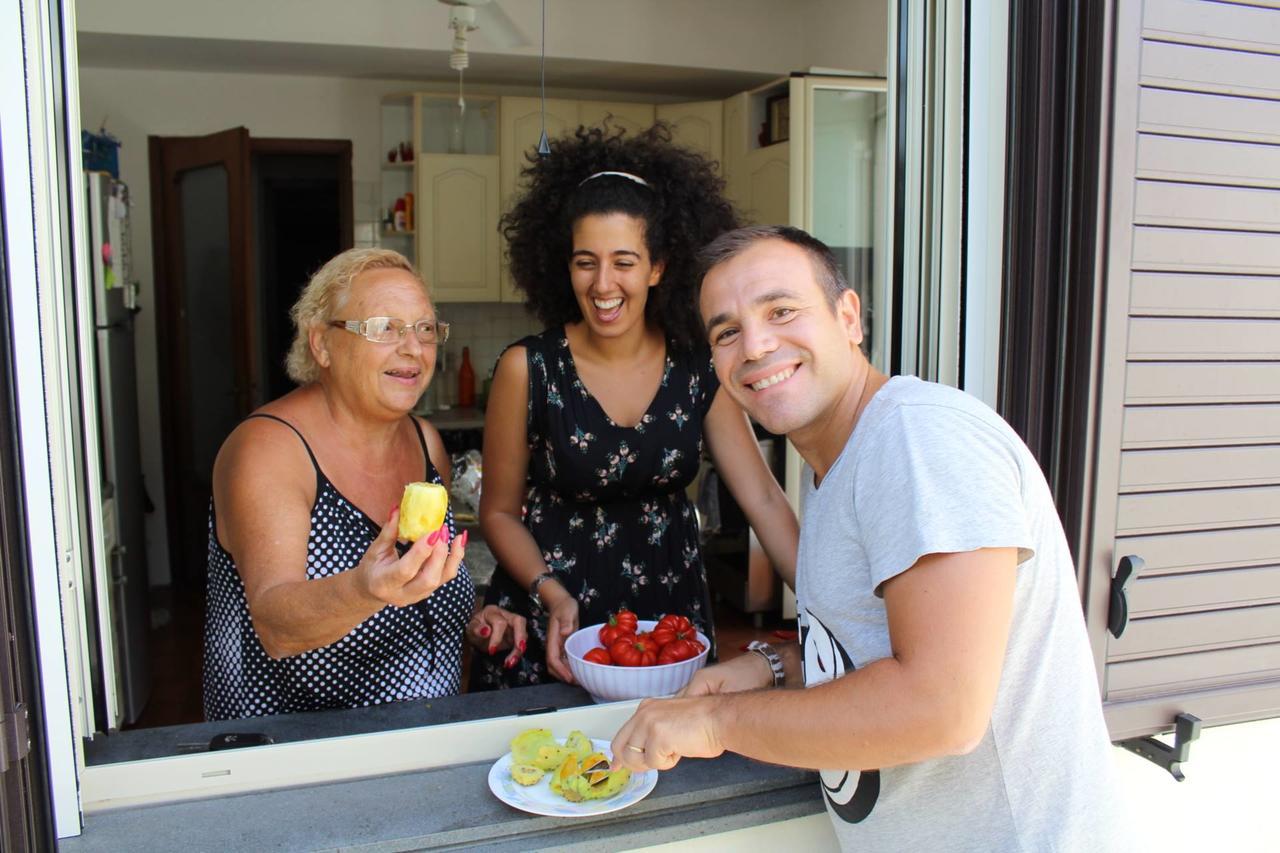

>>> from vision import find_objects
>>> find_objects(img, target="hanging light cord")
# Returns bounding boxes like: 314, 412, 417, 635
538, 0, 550, 155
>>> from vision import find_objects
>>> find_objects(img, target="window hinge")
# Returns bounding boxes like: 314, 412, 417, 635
0, 703, 31, 774
1116, 712, 1201, 782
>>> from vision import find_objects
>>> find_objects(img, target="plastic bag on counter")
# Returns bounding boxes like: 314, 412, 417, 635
449, 449, 483, 520
695, 467, 722, 543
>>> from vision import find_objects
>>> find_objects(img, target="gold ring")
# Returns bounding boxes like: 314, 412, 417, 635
627, 745, 645, 753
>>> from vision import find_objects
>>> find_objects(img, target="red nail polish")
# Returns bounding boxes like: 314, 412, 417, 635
488, 645, 497, 655
425, 529, 438, 546
459, 530, 469, 548
504, 657, 517, 669
479, 625, 491, 638
518, 639, 526, 653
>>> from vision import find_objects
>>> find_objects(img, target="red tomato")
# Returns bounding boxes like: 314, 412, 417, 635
655, 614, 693, 634
599, 609, 639, 645
598, 623, 633, 646
657, 638, 704, 664
613, 608, 639, 634
610, 635, 658, 667
584, 647, 613, 666
650, 623, 698, 648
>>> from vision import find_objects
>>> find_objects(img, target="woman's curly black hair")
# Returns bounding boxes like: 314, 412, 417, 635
501, 121, 740, 351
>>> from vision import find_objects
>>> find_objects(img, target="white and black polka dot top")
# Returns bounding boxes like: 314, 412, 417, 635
202, 414, 475, 721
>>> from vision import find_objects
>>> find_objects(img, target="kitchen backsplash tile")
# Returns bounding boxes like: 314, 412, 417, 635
436, 301, 542, 378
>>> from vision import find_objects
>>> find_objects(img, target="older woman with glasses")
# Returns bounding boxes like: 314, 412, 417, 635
203, 247, 526, 721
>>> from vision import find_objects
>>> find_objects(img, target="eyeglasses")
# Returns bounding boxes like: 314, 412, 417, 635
329, 317, 451, 345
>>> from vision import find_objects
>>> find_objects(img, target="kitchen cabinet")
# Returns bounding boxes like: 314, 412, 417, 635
722, 86, 790, 226
578, 99, 655, 136
656, 100, 723, 167
498, 96, 580, 301
392, 93, 726, 304
416, 154, 501, 302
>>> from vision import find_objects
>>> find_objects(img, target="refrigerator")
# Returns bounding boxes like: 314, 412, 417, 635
85, 171, 151, 725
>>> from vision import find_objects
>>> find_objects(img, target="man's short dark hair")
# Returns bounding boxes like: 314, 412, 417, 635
695, 225, 852, 310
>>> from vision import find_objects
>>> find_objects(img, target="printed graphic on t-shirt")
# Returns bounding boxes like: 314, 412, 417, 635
799, 606, 881, 823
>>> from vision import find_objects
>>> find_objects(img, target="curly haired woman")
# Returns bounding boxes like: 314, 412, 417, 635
474, 123, 799, 690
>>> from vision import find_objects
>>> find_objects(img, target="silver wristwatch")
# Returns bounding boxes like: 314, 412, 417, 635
529, 572, 558, 610
746, 640, 786, 688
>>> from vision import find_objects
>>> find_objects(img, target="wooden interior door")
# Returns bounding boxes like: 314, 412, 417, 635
148, 127, 255, 587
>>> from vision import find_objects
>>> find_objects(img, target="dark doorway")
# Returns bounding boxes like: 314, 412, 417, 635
252, 139, 352, 401
145, 132, 350, 726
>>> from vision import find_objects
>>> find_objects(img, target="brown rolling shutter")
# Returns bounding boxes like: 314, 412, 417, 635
1084, 0, 1280, 741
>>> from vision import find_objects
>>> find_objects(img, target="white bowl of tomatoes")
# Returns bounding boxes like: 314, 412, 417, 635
565, 611, 710, 704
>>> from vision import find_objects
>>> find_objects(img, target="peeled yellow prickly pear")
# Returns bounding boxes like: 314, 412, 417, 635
582, 768, 631, 800
579, 751, 608, 774
564, 731, 593, 760
549, 754, 580, 798
510, 728, 555, 766
533, 742, 576, 771
398, 481, 448, 541
509, 763, 545, 786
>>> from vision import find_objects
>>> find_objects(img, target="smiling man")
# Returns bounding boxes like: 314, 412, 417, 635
611, 226, 1126, 850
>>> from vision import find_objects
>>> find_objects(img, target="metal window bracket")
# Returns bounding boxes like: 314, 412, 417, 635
1116, 713, 1202, 782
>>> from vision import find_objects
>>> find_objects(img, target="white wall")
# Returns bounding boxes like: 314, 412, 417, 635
76, 0, 810, 76
804, 0, 889, 74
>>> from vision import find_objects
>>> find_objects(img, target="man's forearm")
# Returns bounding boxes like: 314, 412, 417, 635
708, 654, 972, 771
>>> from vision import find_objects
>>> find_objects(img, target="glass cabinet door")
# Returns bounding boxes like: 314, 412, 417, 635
782, 76, 890, 621
791, 76, 890, 372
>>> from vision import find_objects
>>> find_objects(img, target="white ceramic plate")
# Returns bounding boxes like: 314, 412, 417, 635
487, 737, 658, 818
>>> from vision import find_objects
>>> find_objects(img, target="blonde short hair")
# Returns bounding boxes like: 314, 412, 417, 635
285, 248, 427, 385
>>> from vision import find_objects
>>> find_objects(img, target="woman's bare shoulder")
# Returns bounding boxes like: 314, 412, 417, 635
215, 391, 318, 491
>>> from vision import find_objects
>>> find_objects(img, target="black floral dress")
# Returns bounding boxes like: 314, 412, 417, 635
474, 327, 718, 689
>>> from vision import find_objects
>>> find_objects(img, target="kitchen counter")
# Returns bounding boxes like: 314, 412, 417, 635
424, 405, 486, 431
67, 683, 825, 851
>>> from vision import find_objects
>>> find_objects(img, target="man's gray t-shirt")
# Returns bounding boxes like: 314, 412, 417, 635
796, 376, 1124, 851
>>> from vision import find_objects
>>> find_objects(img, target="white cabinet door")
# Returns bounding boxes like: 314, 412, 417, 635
417, 155, 500, 302
500, 96, 579, 301
722, 92, 751, 217
656, 100, 723, 167
741, 142, 791, 226
578, 100, 655, 136
721, 90, 789, 226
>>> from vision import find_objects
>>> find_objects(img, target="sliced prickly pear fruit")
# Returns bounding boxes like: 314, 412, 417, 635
509, 763, 545, 786
510, 728, 555, 765
583, 768, 632, 800
533, 742, 577, 771
549, 754, 580, 797
564, 730, 593, 760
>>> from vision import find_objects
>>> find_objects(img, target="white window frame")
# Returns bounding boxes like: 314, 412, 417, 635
11, 0, 1005, 837
962, 0, 1009, 407
3, 0, 92, 836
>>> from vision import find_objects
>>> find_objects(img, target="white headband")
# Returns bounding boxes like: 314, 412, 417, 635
578, 170, 650, 188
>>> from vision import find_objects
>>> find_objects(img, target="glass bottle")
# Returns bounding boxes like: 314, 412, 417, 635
458, 346, 476, 409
